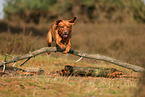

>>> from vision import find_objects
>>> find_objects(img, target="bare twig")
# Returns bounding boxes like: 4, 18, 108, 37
2, 62, 5, 72
13, 62, 17, 67
20, 58, 31, 66
74, 57, 83, 64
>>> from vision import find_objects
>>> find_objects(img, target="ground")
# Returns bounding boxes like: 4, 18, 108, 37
0, 54, 140, 97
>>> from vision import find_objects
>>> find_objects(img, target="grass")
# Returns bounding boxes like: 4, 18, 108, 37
0, 54, 140, 97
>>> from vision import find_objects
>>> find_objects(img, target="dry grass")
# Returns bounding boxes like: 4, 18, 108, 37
0, 55, 140, 97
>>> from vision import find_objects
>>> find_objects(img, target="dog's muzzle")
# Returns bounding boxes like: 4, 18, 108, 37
63, 31, 68, 37
63, 34, 68, 38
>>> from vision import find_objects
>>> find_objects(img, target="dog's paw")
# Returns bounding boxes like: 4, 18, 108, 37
63, 51, 68, 54
60, 45, 66, 50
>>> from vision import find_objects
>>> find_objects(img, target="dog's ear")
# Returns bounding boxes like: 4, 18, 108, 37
69, 17, 77, 24
55, 20, 62, 25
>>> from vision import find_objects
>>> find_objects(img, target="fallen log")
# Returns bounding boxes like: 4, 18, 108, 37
58, 65, 123, 78
0, 47, 144, 72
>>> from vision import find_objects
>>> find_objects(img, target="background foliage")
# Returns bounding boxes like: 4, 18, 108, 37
3, 0, 145, 24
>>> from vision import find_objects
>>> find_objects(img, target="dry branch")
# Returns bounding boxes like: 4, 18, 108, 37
0, 65, 44, 76
0, 47, 144, 72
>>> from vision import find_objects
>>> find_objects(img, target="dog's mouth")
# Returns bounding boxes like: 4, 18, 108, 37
62, 34, 68, 38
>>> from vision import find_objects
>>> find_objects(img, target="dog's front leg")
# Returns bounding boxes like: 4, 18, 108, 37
56, 42, 66, 50
56, 40, 66, 50
55, 33, 66, 50
63, 39, 71, 54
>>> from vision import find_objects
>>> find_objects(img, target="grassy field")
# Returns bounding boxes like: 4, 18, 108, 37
0, 54, 140, 97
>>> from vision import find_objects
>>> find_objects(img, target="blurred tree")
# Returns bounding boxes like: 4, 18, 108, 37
3, 0, 145, 24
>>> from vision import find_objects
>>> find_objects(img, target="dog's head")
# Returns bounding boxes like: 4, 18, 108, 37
55, 17, 77, 38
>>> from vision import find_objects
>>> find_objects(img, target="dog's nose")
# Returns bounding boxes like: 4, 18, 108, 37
64, 31, 67, 34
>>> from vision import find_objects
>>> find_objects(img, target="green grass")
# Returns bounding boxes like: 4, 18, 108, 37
0, 54, 140, 97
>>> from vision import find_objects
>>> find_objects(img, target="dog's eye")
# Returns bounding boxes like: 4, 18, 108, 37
67, 26, 69, 28
61, 26, 64, 28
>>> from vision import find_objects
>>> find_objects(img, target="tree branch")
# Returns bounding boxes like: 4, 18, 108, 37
0, 47, 144, 72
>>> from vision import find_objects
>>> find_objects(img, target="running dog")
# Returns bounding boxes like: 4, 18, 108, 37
47, 17, 77, 54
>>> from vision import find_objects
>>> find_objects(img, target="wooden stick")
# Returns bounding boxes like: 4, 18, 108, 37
0, 47, 144, 72
20, 57, 31, 66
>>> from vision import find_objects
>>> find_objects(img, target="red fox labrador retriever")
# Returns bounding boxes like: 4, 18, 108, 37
47, 17, 77, 54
